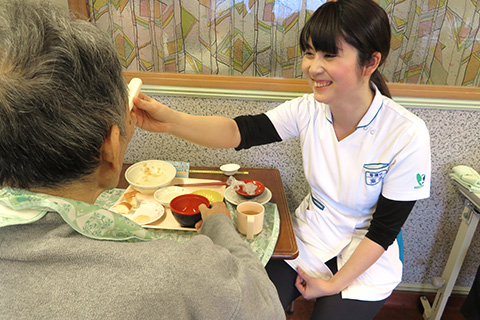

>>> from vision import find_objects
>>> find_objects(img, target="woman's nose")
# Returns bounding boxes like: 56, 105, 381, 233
309, 56, 325, 74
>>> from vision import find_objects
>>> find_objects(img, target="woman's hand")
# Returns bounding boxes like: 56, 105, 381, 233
131, 93, 175, 133
195, 202, 231, 231
295, 267, 339, 300
295, 239, 386, 300
131, 93, 240, 149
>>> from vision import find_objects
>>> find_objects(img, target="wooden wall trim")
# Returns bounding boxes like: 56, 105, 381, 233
68, 0, 89, 19
123, 72, 310, 94
124, 71, 480, 101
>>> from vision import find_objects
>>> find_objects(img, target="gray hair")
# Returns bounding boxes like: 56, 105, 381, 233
0, 0, 128, 189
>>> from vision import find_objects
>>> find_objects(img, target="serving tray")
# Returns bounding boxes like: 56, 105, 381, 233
111, 178, 225, 231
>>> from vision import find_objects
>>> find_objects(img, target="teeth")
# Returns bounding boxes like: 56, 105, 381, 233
313, 81, 331, 88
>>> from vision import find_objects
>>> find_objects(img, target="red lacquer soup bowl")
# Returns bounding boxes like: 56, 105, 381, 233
170, 194, 210, 227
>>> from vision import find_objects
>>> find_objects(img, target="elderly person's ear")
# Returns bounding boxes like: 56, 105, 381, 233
101, 125, 123, 172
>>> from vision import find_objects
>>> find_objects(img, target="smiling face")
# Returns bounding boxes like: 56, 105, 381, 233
299, 0, 392, 105
302, 38, 369, 108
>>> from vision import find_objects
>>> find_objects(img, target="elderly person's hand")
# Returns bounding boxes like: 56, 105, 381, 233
195, 202, 231, 232
131, 93, 175, 133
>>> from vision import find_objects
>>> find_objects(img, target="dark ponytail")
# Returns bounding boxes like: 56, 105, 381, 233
371, 70, 391, 98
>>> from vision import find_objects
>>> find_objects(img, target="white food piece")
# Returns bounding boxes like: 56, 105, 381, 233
115, 202, 132, 215
228, 176, 258, 195
128, 78, 143, 111
124, 190, 139, 208
242, 182, 257, 195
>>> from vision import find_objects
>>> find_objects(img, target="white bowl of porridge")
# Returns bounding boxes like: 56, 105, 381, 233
125, 160, 177, 194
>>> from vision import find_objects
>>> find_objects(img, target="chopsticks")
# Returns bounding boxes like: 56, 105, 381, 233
174, 181, 228, 187
189, 169, 249, 174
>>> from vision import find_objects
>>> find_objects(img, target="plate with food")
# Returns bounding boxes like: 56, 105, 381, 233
224, 186, 272, 205
233, 179, 265, 198
111, 190, 165, 225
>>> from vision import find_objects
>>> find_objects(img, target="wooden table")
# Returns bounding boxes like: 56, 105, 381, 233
118, 164, 298, 260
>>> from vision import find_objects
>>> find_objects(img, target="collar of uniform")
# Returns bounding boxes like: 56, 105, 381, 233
324, 83, 383, 130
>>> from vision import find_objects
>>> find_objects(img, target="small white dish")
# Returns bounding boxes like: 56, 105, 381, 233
224, 186, 272, 205
220, 163, 240, 176
154, 186, 188, 207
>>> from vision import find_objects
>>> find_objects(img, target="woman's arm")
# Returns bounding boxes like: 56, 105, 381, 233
296, 237, 384, 299
366, 195, 416, 249
132, 93, 241, 148
295, 196, 416, 299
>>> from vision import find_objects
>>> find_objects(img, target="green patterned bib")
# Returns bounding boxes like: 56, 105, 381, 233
0, 187, 159, 241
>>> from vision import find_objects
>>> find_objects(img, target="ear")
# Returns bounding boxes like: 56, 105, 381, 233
364, 52, 381, 77
101, 125, 122, 173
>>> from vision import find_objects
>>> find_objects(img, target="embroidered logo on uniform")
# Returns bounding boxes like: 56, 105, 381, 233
364, 163, 390, 186
414, 173, 426, 189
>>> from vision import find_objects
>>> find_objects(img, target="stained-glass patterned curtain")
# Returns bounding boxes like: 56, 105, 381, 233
89, 0, 321, 78
380, 0, 480, 86
88, 0, 480, 86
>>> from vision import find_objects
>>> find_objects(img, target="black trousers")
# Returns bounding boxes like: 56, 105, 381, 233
265, 258, 387, 320
461, 264, 480, 320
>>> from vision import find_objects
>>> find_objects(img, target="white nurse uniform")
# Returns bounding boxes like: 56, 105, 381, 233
265, 85, 431, 301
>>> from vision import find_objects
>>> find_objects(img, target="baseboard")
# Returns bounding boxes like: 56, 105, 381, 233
396, 283, 471, 295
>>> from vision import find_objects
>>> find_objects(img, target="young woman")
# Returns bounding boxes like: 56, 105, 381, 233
132, 0, 431, 318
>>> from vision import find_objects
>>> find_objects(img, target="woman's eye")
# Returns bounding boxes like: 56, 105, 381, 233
324, 53, 336, 58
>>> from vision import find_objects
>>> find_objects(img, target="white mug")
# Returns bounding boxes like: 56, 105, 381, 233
236, 202, 264, 240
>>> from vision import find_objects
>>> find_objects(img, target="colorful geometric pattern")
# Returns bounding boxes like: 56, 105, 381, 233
88, 0, 480, 86
380, 0, 480, 86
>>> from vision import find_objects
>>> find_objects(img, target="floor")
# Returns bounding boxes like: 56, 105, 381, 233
285, 291, 468, 320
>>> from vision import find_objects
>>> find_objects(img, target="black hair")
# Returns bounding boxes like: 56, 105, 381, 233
300, 0, 392, 98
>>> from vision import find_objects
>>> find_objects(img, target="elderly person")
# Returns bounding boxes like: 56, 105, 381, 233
0, 1, 284, 319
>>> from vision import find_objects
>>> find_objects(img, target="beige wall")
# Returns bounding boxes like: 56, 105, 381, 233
124, 86, 480, 292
